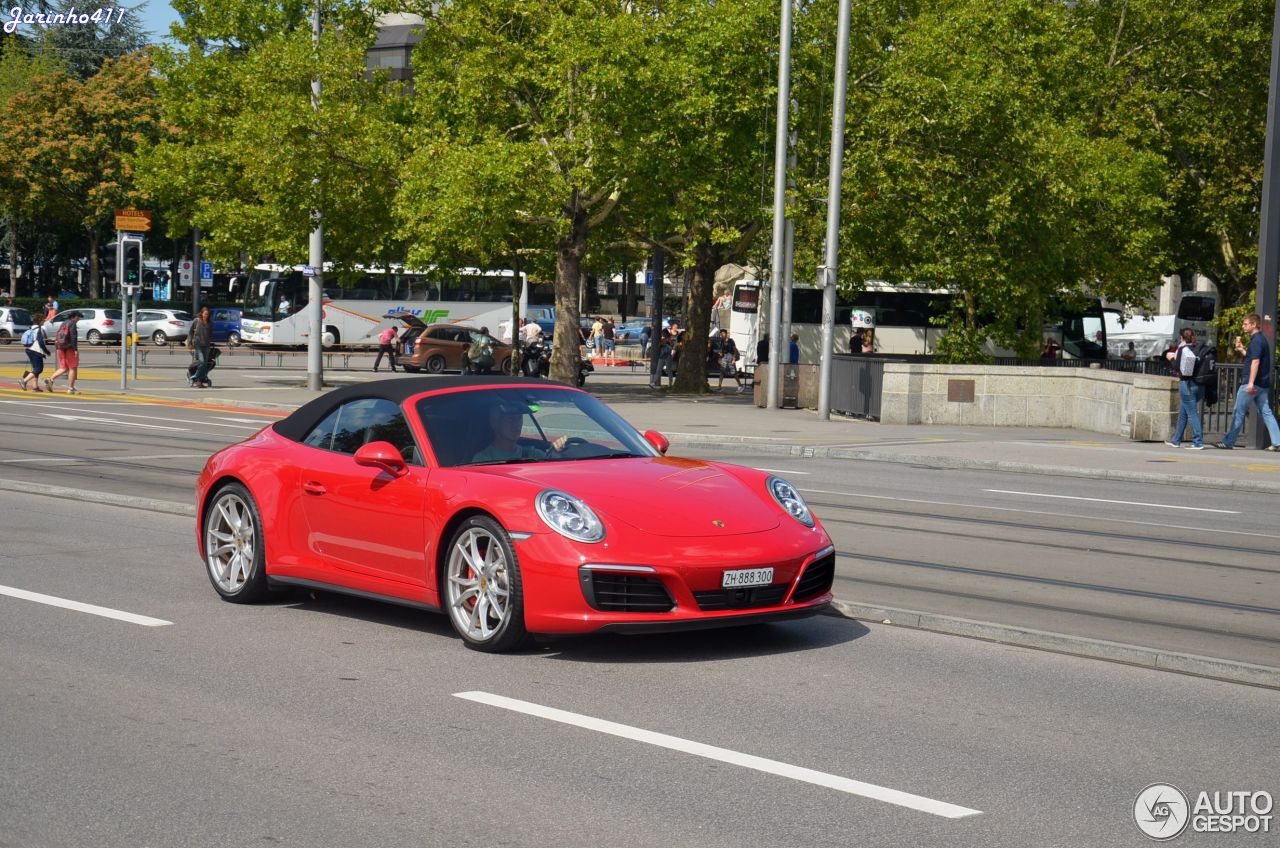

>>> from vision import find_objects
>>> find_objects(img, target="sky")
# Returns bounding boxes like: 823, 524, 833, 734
134, 0, 181, 43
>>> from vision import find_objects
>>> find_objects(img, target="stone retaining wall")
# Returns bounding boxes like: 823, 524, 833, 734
878, 363, 1177, 440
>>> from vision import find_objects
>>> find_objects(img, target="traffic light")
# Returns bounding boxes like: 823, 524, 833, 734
122, 240, 142, 288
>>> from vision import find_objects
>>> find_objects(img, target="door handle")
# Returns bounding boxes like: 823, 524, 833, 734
302, 481, 327, 496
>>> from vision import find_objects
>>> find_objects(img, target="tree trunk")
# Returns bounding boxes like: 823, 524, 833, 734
88, 230, 101, 298
551, 202, 587, 386
672, 241, 720, 393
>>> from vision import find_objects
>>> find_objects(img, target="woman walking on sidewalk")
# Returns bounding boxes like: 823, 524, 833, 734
188, 307, 213, 388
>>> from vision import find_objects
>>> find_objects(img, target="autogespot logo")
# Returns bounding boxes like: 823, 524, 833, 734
1135, 784, 1191, 840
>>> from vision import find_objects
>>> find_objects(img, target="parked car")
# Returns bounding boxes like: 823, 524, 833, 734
195, 378, 834, 651
131, 309, 192, 346
385, 312, 514, 374
0, 306, 32, 344
613, 318, 650, 345
210, 307, 243, 345
46, 308, 124, 345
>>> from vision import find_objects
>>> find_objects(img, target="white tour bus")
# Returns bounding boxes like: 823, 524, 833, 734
238, 265, 529, 347
725, 279, 1107, 364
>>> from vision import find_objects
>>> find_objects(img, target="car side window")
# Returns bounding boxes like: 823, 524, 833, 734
305, 398, 419, 463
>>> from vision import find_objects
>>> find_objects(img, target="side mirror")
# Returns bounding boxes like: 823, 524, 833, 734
354, 441, 408, 477
643, 429, 669, 455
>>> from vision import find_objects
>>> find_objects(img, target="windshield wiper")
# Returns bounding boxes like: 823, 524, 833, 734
574, 451, 636, 461
465, 457, 552, 466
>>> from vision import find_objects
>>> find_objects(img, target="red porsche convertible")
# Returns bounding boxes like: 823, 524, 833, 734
196, 378, 835, 651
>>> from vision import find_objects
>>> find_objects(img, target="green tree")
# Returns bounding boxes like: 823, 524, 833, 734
2, 52, 160, 297
1074, 0, 1272, 313
836, 0, 1168, 360
136, 2, 406, 273
403, 0, 644, 385
623, 0, 776, 392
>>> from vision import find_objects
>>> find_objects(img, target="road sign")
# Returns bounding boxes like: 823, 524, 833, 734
645, 270, 653, 288
200, 261, 213, 282
179, 260, 193, 286
114, 209, 151, 232
303, 265, 318, 277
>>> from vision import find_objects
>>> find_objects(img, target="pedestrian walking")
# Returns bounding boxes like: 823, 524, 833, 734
657, 329, 675, 385
590, 316, 605, 358
44, 295, 57, 322
1215, 313, 1280, 451
789, 333, 800, 364
19, 314, 50, 392
188, 306, 214, 388
1164, 328, 1206, 450
44, 311, 80, 393
373, 325, 399, 372
714, 329, 745, 393
640, 322, 653, 358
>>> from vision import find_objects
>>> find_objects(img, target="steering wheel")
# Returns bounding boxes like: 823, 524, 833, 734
556, 436, 591, 456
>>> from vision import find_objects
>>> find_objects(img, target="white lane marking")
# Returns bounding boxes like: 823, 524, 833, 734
0, 584, 172, 627
40, 405, 262, 430
799, 489, 1274, 539
754, 467, 810, 475
454, 691, 981, 819
983, 489, 1239, 514
214, 417, 273, 425
43, 413, 187, 431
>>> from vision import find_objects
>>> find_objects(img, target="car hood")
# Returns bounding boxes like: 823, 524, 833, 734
474, 456, 782, 537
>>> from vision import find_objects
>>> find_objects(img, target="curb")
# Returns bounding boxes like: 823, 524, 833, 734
661, 432, 1280, 494
0, 478, 196, 517
828, 599, 1280, 690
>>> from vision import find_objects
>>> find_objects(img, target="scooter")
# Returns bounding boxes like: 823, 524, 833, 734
519, 337, 593, 387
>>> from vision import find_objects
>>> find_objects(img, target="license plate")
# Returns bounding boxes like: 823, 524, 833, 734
722, 567, 774, 589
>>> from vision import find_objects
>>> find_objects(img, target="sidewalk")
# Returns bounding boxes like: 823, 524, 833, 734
44, 358, 1280, 494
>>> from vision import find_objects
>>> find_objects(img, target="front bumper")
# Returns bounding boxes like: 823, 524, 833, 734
512, 526, 835, 635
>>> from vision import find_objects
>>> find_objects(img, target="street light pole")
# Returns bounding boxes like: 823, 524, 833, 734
1253, 0, 1280, 447
306, 2, 325, 392
766, 0, 793, 409
816, 0, 852, 420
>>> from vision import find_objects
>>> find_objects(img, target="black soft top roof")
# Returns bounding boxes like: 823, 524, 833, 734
272, 376, 572, 442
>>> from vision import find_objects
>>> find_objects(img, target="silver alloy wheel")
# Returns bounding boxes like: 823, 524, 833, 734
87, 329, 101, 344
446, 527, 512, 642
153, 330, 167, 345
205, 490, 257, 594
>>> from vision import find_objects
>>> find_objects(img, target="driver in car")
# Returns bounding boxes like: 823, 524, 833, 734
471, 402, 569, 463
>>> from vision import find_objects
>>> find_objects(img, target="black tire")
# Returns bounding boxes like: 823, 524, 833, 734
442, 515, 528, 652
426, 354, 446, 374
87, 329, 102, 345
202, 482, 272, 603
228, 331, 241, 346
321, 327, 340, 349
0, 330, 10, 344
499, 357, 516, 375
152, 330, 168, 346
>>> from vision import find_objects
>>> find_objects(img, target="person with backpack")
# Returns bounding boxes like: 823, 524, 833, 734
1163, 328, 1207, 450
19, 315, 50, 392
467, 326, 496, 374
44, 312, 80, 394
1216, 312, 1280, 451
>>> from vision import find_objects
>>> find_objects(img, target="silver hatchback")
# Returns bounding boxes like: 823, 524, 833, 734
46, 308, 125, 345
130, 309, 193, 345
0, 306, 32, 344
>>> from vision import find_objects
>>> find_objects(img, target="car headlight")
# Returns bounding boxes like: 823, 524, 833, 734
767, 476, 814, 527
535, 489, 605, 543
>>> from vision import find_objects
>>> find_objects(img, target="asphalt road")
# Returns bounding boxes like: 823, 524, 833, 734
1, 389, 1277, 668
1, 492, 1276, 848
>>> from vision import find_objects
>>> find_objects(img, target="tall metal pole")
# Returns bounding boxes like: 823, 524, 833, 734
1253, 0, 1280, 447
816, 0, 852, 420
781, 125, 797, 361
191, 226, 200, 316
118, 235, 127, 390
648, 248, 666, 388
306, 2, 325, 392
766, 0, 793, 409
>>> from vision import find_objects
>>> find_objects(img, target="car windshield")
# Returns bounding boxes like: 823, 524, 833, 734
417, 387, 658, 467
